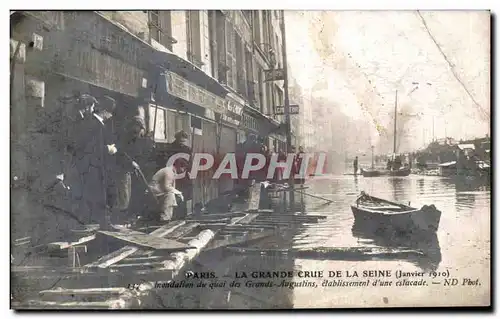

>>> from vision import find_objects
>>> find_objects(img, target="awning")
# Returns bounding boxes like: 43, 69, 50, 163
151, 50, 228, 97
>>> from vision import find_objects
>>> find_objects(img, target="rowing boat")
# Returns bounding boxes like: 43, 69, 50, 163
350, 192, 441, 233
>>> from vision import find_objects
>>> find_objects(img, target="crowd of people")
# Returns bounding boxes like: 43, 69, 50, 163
12, 92, 312, 236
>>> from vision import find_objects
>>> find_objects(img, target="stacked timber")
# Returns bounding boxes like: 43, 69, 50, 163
11, 181, 329, 309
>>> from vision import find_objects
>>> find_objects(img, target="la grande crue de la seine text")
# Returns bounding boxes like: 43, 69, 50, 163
185, 269, 445, 279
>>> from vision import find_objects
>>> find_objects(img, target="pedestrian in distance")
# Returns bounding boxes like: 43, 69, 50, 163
353, 156, 359, 176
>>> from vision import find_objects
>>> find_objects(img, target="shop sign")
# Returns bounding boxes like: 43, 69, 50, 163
222, 95, 244, 126
166, 71, 226, 115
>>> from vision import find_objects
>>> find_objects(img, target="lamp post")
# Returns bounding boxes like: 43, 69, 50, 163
280, 10, 295, 206
371, 145, 375, 169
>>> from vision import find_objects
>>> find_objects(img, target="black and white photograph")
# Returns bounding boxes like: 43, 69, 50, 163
9, 8, 491, 310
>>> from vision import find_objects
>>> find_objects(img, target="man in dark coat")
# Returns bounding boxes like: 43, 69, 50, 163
63, 94, 117, 228
296, 146, 306, 184
353, 156, 359, 175
107, 108, 156, 225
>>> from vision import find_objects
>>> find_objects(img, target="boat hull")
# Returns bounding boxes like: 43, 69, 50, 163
350, 198, 441, 234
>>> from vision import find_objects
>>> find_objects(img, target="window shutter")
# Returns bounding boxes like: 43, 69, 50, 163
161, 11, 172, 49
208, 11, 218, 77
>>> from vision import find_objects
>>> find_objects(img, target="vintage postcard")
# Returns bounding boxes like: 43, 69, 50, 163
10, 10, 490, 309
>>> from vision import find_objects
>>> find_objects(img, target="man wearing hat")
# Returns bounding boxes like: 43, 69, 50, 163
59, 93, 117, 228
106, 106, 156, 226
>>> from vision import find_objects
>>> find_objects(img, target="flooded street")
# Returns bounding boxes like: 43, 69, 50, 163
290, 175, 491, 308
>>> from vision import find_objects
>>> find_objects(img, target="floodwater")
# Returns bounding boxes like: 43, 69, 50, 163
290, 175, 491, 308
151, 174, 491, 309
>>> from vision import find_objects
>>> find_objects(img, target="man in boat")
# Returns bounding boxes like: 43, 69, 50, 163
353, 156, 359, 175
386, 158, 393, 170
393, 155, 402, 170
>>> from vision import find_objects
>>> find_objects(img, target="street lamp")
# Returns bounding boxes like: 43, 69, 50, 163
371, 145, 375, 169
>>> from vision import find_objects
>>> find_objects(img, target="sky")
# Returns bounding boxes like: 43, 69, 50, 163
285, 10, 490, 153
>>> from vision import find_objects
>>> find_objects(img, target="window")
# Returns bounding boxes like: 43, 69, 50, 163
149, 11, 175, 51
208, 11, 218, 77
235, 33, 247, 96
242, 10, 252, 24
257, 67, 265, 111
245, 49, 255, 104
266, 82, 273, 115
252, 10, 261, 44
225, 21, 237, 90
276, 86, 284, 108
252, 57, 261, 109
262, 11, 270, 45
186, 11, 203, 68
215, 11, 227, 84
275, 34, 281, 68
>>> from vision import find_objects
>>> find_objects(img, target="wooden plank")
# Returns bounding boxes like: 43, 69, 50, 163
232, 213, 259, 225
84, 246, 139, 269
187, 212, 246, 220
109, 261, 166, 269
223, 246, 424, 260
149, 220, 186, 237
161, 229, 215, 278
16, 299, 134, 309
39, 287, 127, 297
46, 234, 96, 251
219, 230, 249, 235
247, 182, 262, 211
164, 223, 200, 239
185, 218, 230, 224
98, 230, 193, 251
71, 224, 100, 232
83, 221, 186, 269
225, 225, 273, 231
120, 256, 164, 263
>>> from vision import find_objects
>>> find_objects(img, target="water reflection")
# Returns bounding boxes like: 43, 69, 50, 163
388, 177, 411, 203
354, 175, 359, 192
442, 176, 491, 211
417, 179, 425, 195
351, 222, 442, 272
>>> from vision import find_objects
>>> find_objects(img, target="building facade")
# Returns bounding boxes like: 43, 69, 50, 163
10, 10, 288, 214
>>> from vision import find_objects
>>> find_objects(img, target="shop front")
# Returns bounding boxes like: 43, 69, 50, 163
147, 62, 229, 207
218, 93, 244, 194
